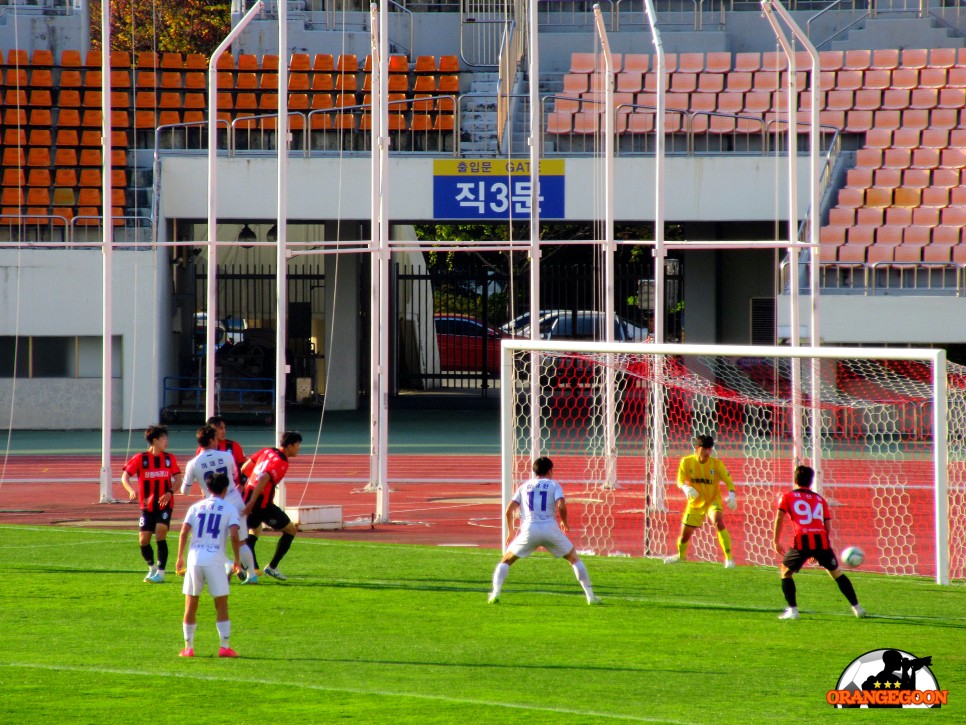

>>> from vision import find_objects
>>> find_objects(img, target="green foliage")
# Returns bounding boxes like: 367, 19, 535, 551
2, 525, 963, 723
89, 0, 231, 56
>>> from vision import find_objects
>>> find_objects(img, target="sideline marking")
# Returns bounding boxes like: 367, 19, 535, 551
1, 662, 698, 724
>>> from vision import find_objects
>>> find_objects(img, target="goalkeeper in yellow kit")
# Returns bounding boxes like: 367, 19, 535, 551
665, 434, 738, 568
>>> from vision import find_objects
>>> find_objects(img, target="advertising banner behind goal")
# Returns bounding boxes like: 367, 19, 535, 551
501, 342, 966, 584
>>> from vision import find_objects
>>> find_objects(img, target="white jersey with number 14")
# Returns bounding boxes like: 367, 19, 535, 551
183, 497, 241, 567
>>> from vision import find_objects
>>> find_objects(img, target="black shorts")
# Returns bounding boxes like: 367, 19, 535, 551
783, 547, 839, 573
139, 508, 173, 532
247, 503, 291, 532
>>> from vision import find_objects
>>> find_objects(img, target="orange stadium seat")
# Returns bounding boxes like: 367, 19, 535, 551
870, 49, 900, 70
733, 52, 760, 73
901, 48, 929, 69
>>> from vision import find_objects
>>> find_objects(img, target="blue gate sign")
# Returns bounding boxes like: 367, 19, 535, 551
433, 159, 565, 220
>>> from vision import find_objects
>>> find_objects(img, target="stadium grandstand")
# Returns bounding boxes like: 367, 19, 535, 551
0, 0, 965, 430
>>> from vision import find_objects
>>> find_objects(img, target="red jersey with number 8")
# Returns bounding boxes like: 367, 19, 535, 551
778, 488, 830, 550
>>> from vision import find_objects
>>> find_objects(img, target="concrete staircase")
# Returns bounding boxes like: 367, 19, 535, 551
458, 70, 500, 155
831, 16, 965, 51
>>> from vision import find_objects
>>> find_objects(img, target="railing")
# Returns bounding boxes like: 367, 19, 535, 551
816, 261, 966, 294
0, 214, 154, 248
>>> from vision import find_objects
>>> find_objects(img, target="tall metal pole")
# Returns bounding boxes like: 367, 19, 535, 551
98, 0, 114, 503
594, 6, 618, 489
643, 0, 667, 513
275, 0, 290, 506
377, 0, 391, 521
206, 1, 264, 420
527, 0, 542, 460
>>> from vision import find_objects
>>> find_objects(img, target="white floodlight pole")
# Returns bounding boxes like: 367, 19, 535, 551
932, 348, 949, 585
527, 0, 542, 466
98, 0, 115, 503
762, 0, 823, 484
206, 1, 264, 420
643, 0, 667, 513
275, 0, 290, 506
377, 0, 391, 522
594, 6, 618, 489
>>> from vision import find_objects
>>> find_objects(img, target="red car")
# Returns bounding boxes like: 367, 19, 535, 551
433, 314, 508, 374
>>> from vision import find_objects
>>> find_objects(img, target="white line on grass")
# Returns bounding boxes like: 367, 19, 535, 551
1, 662, 699, 724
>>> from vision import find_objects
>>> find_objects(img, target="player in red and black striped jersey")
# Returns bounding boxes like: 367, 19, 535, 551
203, 416, 247, 483
121, 425, 183, 584
773, 465, 865, 620
241, 431, 302, 580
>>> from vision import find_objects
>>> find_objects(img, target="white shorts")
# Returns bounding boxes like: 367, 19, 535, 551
183, 563, 230, 598
507, 523, 574, 558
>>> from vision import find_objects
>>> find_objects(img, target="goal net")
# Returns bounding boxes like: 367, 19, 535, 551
500, 341, 966, 584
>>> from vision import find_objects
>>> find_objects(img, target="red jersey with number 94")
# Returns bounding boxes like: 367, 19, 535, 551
243, 447, 289, 507
778, 488, 830, 550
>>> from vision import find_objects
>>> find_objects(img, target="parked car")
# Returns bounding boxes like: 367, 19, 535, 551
433, 314, 508, 374
514, 310, 649, 342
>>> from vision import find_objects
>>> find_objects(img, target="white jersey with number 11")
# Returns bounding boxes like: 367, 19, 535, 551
513, 477, 564, 525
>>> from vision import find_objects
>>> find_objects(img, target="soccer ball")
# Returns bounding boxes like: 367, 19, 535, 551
840, 546, 864, 568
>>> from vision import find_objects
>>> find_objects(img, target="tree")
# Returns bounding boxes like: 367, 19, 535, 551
89, 0, 230, 57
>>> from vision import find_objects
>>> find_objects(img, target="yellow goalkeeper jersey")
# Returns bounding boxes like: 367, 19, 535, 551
677, 454, 734, 506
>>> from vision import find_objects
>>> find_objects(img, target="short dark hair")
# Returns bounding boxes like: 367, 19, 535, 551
206, 415, 225, 427
532, 456, 553, 476
145, 425, 168, 444
208, 472, 230, 494
196, 425, 216, 447
693, 434, 714, 449
280, 431, 303, 448
794, 465, 815, 488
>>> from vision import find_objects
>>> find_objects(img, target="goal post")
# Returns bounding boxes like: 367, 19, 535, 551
500, 340, 965, 585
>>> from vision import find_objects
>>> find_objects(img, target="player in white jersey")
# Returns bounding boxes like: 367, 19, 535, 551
181, 425, 258, 584
175, 472, 242, 658
487, 456, 600, 605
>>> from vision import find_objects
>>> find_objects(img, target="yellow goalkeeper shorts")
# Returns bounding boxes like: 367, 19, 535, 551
682, 498, 724, 528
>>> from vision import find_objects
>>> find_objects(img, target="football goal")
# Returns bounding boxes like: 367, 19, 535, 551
500, 341, 966, 584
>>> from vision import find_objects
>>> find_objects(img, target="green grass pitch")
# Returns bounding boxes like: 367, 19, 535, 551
0, 524, 963, 723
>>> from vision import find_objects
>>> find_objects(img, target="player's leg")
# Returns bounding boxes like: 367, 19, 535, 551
778, 550, 805, 619
213, 594, 237, 656
562, 543, 601, 605
246, 516, 263, 574
154, 521, 170, 579
227, 489, 256, 578
489, 552, 520, 603
264, 508, 296, 579
666, 515, 700, 563
823, 552, 865, 617
138, 519, 156, 580
709, 508, 734, 568
181, 585, 201, 656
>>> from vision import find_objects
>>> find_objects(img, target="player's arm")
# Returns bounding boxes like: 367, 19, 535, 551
228, 524, 242, 574
229, 458, 240, 489
503, 500, 520, 546
241, 471, 271, 516
120, 470, 137, 501
720, 464, 737, 509
676, 459, 699, 501
175, 521, 191, 575
180, 461, 196, 495
772, 509, 786, 557
556, 496, 569, 533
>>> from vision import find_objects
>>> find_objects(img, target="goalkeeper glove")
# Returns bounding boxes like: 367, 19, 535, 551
726, 491, 737, 510
682, 484, 699, 501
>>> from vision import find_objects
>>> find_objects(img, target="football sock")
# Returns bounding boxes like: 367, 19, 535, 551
246, 535, 259, 570
676, 538, 688, 560
140, 544, 154, 566
572, 560, 596, 600
836, 574, 859, 606
781, 577, 797, 607
269, 533, 295, 569
183, 623, 197, 648
156, 540, 169, 571
716, 530, 733, 559
239, 544, 255, 573
492, 562, 509, 595
216, 620, 231, 647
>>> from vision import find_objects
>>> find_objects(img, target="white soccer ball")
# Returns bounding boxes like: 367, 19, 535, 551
840, 546, 864, 568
